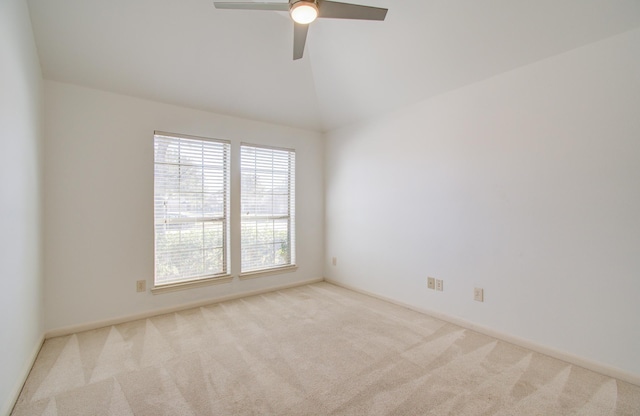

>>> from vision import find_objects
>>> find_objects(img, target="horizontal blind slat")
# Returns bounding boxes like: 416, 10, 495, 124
154, 134, 230, 285
240, 144, 295, 273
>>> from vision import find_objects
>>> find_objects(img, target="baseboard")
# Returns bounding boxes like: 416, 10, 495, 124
46, 277, 324, 338
324, 278, 640, 387
3, 333, 45, 416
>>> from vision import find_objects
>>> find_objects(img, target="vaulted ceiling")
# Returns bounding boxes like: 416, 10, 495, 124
27, 0, 640, 132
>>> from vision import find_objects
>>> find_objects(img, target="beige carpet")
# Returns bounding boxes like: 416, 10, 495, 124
11, 282, 640, 415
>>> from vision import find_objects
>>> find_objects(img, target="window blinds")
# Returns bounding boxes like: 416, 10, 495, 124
241, 144, 296, 273
154, 132, 230, 286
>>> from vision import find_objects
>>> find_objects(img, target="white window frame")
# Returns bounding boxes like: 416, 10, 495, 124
153, 131, 231, 291
240, 143, 296, 276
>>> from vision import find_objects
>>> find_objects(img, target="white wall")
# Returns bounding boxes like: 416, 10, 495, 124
0, 0, 44, 414
44, 81, 324, 332
325, 28, 640, 378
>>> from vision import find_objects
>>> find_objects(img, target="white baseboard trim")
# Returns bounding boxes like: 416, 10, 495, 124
324, 278, 640, 387
4, 333, 45, 416
46, 277, 324, 338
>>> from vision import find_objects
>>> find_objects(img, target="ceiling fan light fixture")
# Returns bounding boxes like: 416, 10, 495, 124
290, 1, 319, 24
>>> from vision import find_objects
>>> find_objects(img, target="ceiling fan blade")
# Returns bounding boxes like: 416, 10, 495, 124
318, 1, 387, 20
293, 23, 309, 60
213, 2, 289, 11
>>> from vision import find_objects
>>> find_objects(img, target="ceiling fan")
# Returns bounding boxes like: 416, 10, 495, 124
213, 0, 388, 60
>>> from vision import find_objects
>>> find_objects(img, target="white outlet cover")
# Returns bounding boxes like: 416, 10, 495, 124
474, 288, 484, 302
436, 279, 443, 291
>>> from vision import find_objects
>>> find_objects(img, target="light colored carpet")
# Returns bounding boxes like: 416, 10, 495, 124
11, 282, 640, 415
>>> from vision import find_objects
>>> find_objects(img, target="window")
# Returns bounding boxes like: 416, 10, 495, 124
154, 132, 230, 286
241, 144, 296, 273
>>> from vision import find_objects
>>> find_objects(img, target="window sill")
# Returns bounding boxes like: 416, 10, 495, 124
151, 274, 233, 294
239, 265, 298, 280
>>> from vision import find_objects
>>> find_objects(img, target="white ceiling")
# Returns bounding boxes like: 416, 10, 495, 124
27, 0, 640, 132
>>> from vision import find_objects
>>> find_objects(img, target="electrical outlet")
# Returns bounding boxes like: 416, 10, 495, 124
136, 280, 146, 293
332, 257, 337, 266
427, 277, 435, 290
474, 287, 484, 302
436, 279, 443, 292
